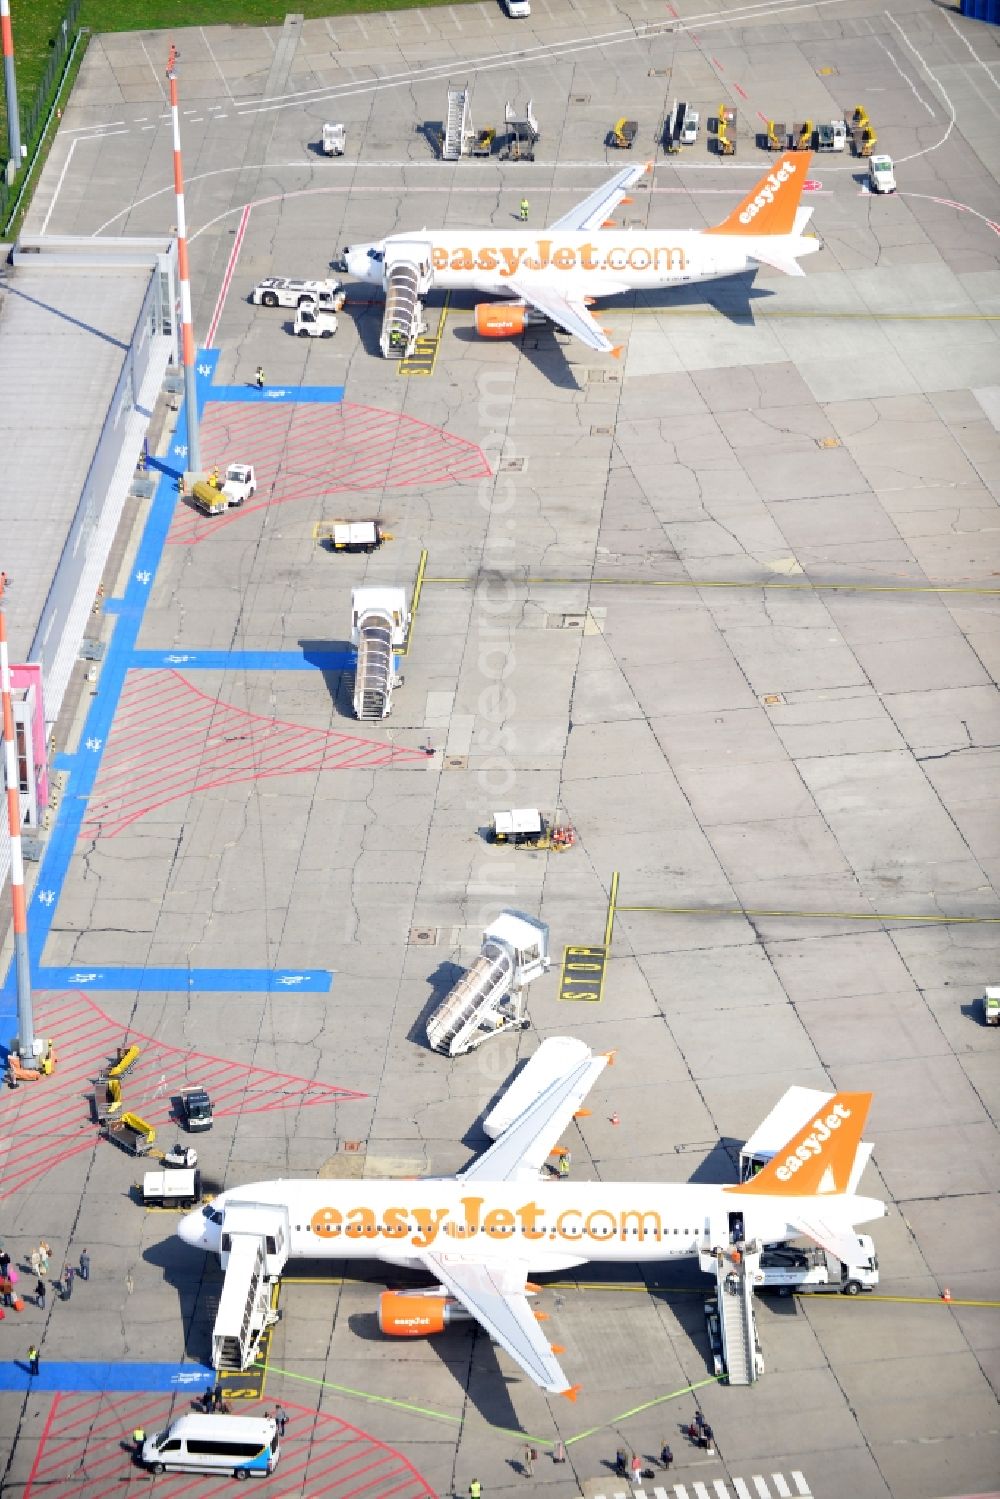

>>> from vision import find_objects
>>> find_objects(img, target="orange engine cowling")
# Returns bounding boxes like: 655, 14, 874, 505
377, 1291, 469, 1337
475, 303, 527, 338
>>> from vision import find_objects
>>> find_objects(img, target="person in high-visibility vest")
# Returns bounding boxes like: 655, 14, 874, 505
469, 1481, 482, 1499
519, 198, 529, 221
132, 1428, 146, 1457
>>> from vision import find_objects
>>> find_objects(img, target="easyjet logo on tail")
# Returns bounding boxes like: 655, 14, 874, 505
706, 151, 813, 239
730, 1090, 872, 1198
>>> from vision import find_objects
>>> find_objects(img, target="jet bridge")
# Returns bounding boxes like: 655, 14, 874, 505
426, 911, 550, 1056
351, 586, 410, 720
380, 239, 432, 358
212, 1203, 287, 1373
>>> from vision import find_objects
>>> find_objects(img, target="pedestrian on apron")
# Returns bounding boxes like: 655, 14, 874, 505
35, 1279, 46, 1311
273, 1404, 288, 1438
62, 1265, 75, 1301
78, 1249, 90, 1282
255, 366, 265, 390
519, 198, 529, 222
27, 1345, 40, 1376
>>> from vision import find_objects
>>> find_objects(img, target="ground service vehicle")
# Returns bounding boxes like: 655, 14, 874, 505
326, 521, 389, 553
142, 1168, 202, 1207
680, 108, 699, 145
816, 120, 847, 151
321, 122, 345, 155
179, 1088, 214, 1132
503, 0, 531, 15
756, 1235, 878, 1294
141, 1415, 279, 1479
611, 118, 638, 149
192, 463, 256, 518
251, 278, 345, 311
984, 987, 1000, 1026
293, 301, 338, 338
869, 154, 896, 193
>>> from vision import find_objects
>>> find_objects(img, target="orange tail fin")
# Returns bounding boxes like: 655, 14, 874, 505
705, 151, 812, 237
731, 1090, 872, 1196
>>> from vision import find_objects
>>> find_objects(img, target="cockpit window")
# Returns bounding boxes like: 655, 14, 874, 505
368, 249, 383, 262
201, 1205, 223, 1225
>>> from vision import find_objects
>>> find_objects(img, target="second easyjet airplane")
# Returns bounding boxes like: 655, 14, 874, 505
179, 1037, 884, 1400
344, 151, 819, 355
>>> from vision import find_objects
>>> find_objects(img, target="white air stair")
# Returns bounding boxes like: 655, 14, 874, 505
380, 239, 433, 358
443, 86, 473, 159
426, 911, 549, 1056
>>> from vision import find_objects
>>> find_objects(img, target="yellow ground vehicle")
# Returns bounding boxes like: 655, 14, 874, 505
610, 118, 638, 149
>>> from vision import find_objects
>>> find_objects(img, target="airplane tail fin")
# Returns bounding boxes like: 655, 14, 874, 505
705, 151, 813, 237
731, 1091, 872, 1197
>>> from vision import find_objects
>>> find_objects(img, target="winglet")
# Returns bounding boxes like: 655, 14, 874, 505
602, 1048, 617, 1064
524, 1282, 541, 1293
574, 1107, 593, 1118
560, 1384, 582, 1403
550, 1343, 566, 1354
610, 346, 623, 360
644, 159, 654, 174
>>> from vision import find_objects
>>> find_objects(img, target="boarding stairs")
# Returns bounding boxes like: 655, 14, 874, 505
426, 912, 549, 1056
380, 239, 432, 358
212, 1207, 287, 1373
716, 1243, 762, 1385
354, 613, 395, 719
443, 86, 473, 159
503, 98, 539, 160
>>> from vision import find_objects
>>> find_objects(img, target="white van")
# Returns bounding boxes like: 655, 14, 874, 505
141, 1414, 279, 1480
503, 0, 532, 15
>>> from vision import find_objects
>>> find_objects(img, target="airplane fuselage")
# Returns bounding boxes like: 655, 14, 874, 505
181, 1178, 884, 1273
347, 230, 760, 292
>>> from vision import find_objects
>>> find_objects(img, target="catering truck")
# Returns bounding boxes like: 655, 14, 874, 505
755, 1236, 878, 1295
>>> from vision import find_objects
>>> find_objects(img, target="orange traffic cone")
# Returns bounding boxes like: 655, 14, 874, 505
941, 1288, 952, 1302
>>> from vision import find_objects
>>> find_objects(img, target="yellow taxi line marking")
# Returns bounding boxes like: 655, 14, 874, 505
423, 576, 1000, 598
616, 904, 1000, 924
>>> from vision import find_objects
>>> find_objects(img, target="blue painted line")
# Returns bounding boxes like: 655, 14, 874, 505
102, 597, 126, 614
131, 649, 354, 671
0, 1361, 213, 1393
36, 966, 332, 993
208, 384, 344, 404
0, 347, 342, 1030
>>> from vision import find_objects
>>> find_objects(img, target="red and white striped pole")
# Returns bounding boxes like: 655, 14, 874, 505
0, 573, 37, 1066
0, 0, 22, 170
166, 44, 202, 473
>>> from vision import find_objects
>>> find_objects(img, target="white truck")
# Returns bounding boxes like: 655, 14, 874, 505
251, 277, 345, 311
321, 122, 346, 156
680, 108, 700, 145
816, 119, 848, 152
142, 1167, 202, 1208
755, 1236, 878, 1295
293, 301, 338, 338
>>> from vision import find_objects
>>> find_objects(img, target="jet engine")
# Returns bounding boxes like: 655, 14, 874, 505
475, 303, 528, 338
377, 1291, 472, 1337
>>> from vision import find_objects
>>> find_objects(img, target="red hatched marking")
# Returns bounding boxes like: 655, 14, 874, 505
23, 1395, 437, 1498
733, 83, 748, 99
167, 401, 491, 546
0, 993, 366, 1201
83, 671, 427, 838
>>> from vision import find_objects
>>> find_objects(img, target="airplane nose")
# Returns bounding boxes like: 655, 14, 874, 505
177, 1210, 205, 1247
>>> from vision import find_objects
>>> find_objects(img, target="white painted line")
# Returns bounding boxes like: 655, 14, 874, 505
40, 137, 78, 236
714, 1484, 731, 1498
62, 119, 126, 134
138, 36, 168, 102
734, 1482, 753, 1499
945, 11, 1000, 95
877, 38, 935, 116
694, 1484, 713, 1498
772, 1477, 792, 1498
885, 12, 957, 162
753, 1479, 771, 1498
792, 1476, 811, 1497
201, 25, 236, 102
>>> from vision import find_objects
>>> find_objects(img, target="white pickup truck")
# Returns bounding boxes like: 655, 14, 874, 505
251, 277, 345, 311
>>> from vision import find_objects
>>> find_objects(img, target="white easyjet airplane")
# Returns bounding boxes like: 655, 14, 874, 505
178, 1038, 884, 1400
343, 151, 820, 356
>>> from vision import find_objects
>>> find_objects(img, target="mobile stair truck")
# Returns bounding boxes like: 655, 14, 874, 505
211, 1203, 288, 1373
351, 586, 410, 720
426, 910, 550, 1057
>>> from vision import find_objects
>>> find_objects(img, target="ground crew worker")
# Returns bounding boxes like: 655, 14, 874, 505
519, 198, 529, 222
255, 366, 265, 389
27, 1345, 40, 1376
557, 1152, 571, 1179
660, 1441, 673, 1470
469, 1479, 482, 1498
132, 1427, 146, 1457
209, 466, 220, 488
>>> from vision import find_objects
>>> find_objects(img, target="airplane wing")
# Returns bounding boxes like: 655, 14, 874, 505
548, 162, 651, 232
420, 1252, 576, 1396
505, 278, 616, 354
462, 1042, 610, 1183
